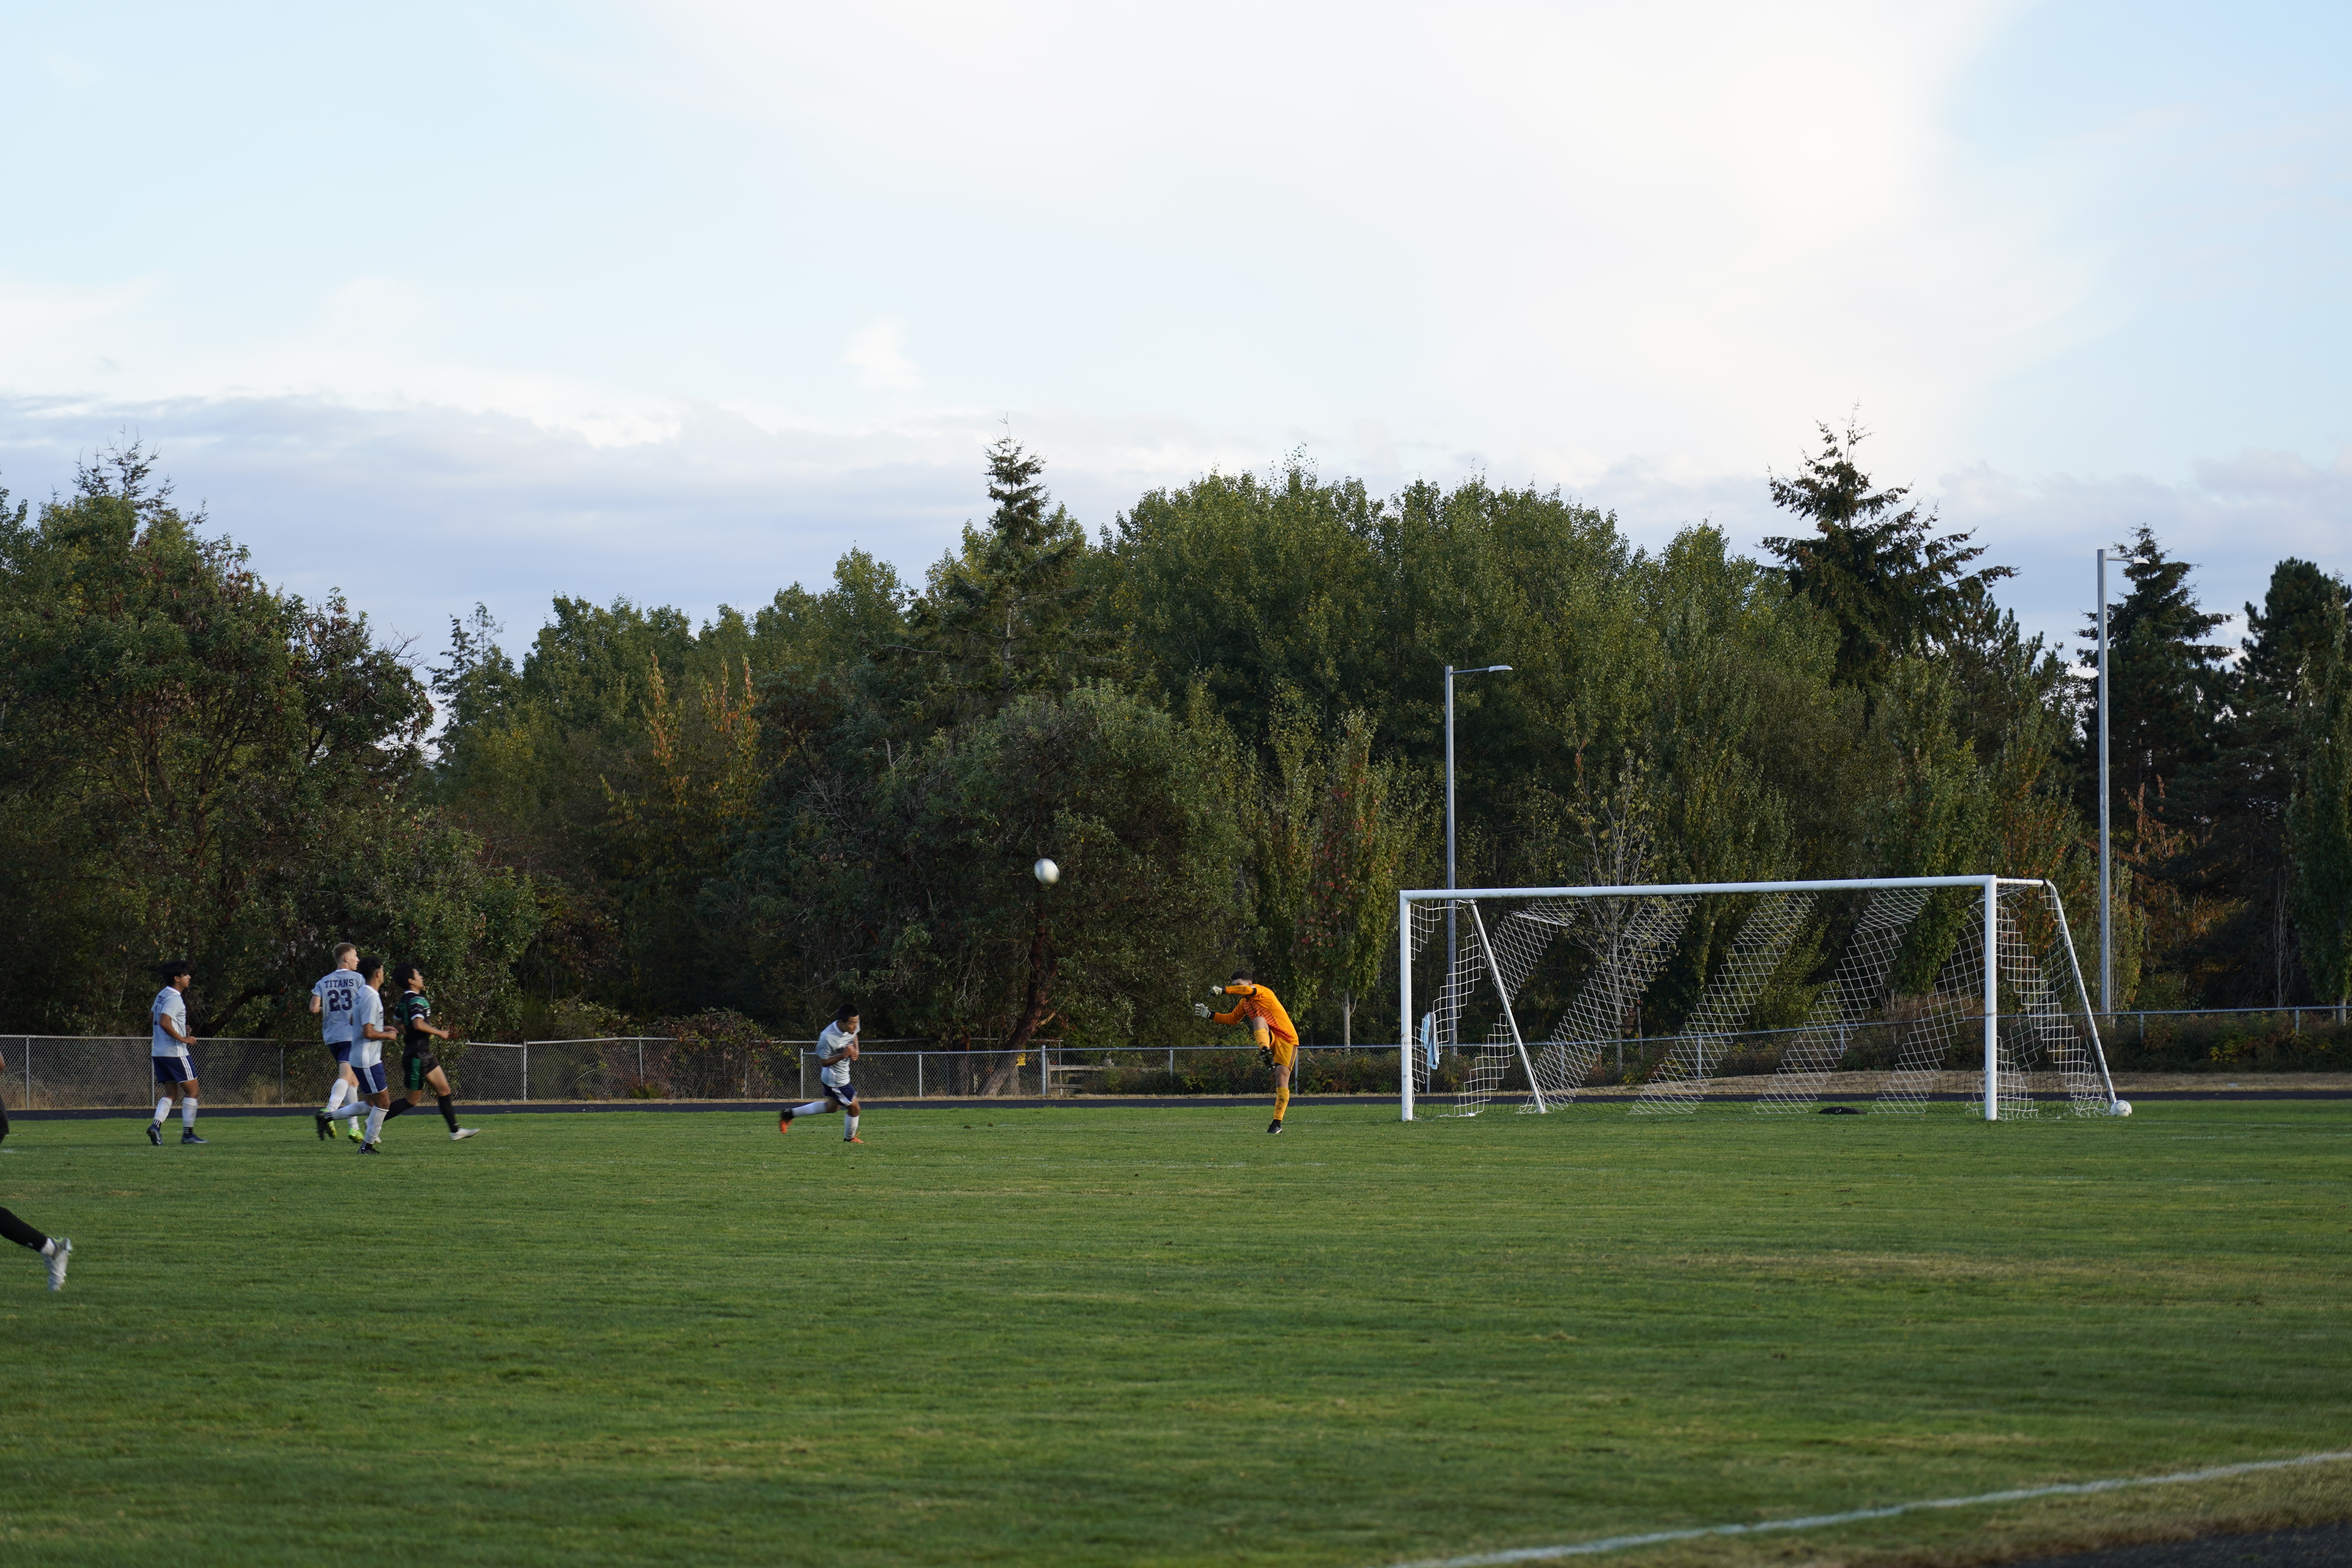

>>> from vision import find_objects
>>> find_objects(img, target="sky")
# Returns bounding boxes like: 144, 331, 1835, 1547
0, 0, 2344, 668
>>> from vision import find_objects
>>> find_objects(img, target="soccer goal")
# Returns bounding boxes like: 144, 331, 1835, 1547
1397, 877, 2119, 1122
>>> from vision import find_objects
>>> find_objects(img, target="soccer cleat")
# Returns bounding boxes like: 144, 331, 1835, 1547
45, 1238, 70, 1292
778, 1112, 793, 1135
347, 1119, 365, 1143
844, 1136, 864, 1144
1267, 1118, 1285, 1135
359, 1140, 381, 1154
450, 1127, 478, 1142
315, 1112, 332, 1141
181, 1131, 208, 1145
147, 1121, 163, 1145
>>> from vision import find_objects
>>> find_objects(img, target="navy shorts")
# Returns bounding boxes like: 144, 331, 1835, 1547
328, 1040, 354, 1066
152, 1053, 194, 1086
822, 1080, 858, 1107
354, 1061, 388, 1095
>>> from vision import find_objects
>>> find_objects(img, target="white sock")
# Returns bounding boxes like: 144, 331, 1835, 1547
154, 1096, 172, 1123
324, 1102, 366, 1120
181, 1098, 198, 1129
40, 1239, 57, 1258
844, 1114, 859, 1140
325, 1080, 350, 1113
365, 1106, 386, 1143
791, 1100, 829, 1118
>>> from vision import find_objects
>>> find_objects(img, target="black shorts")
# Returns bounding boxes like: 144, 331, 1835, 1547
403, 1049, 441, 1092
822, 1080, 857, 1107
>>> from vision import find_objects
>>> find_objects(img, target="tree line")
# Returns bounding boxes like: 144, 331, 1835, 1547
2, 429, 2346, 1055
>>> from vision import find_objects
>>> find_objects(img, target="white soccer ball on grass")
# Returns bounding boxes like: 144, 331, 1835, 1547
1033, 858, 1060, 885
2110, 1098, 2132, 1117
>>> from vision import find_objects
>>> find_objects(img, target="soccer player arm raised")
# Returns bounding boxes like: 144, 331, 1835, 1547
1192, 985, 1253, 1030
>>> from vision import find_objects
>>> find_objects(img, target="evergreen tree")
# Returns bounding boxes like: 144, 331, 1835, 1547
1762, 420, 2014, 695
2287, 589, 2352, 1012
2079, 526, 2233, 822
892, 437, 1114, 726
2168, 561, 2352, 1004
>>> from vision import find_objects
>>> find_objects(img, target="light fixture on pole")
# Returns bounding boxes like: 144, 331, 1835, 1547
2096, 549, 2112, 1014
1443, 663, 1514, 1049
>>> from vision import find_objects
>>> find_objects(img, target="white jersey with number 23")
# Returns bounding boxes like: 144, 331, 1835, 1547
313, 969, 370, 1043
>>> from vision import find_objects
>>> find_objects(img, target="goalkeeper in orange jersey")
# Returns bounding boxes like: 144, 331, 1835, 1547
1196, 971, 1299, 1134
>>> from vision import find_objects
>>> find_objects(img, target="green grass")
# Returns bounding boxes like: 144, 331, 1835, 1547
2, 1102, 2348, 1567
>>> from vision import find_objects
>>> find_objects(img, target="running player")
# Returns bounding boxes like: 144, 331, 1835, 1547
378, 964, 478, 1142
1196, 971, 1299, 1134
779, 1003, 864, 1143
315, 957, 396, 1152
0, 1202, 69, 1290
310, 944, 369, 1143
149, 960, 206, 1145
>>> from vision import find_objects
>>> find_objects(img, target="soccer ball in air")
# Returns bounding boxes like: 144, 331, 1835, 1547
2110, 1099, 2133, 1117
1033, 858, 1060, 886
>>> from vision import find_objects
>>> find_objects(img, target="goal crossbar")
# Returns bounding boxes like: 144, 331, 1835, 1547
1397, 876, 2109, 1123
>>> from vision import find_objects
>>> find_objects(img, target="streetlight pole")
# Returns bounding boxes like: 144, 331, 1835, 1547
2097, 549, 2112, 1014
1443, 663, 1513, 1045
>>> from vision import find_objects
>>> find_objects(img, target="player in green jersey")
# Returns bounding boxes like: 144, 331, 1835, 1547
380, 964, 478, 1141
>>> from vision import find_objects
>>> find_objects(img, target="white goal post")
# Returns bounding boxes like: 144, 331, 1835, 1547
1397, 876, 2120, 1122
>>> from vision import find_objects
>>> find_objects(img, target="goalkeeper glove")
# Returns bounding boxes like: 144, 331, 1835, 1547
1208, 982, 1226, 996
1192, 1002, 1212, 1019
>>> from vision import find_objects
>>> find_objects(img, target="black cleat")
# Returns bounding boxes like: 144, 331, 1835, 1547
1267, 1118, 1285, 1135
315, 1112, 332, 1141
180, 1131, 208, 1145
146, 1122, 163, 1146
359, 1140, 381, 1154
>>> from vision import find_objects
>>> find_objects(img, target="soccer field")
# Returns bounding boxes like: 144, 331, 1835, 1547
4, 1102, 2348, 1567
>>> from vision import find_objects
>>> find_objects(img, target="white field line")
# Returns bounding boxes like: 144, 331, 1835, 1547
1382, 1448, 2352, 1568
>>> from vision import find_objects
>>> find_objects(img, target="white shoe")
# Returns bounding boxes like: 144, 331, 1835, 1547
450, 1127, 478, 1141
45, 1237, 70, 1292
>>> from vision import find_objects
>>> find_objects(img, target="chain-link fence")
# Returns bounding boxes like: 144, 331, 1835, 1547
0, 1036, 1388, 1107
0, 1037, 324, 1110
12, 1009, 2336, 1110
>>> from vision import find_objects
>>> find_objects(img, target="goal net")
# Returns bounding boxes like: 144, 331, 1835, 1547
1398, 877, 2118, 1121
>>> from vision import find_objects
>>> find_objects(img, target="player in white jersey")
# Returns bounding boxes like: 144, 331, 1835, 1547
148, 960, 205, 1145
310, 943, 370, 1143
316, 958, 398, 1152
779, 1002, 864, 1143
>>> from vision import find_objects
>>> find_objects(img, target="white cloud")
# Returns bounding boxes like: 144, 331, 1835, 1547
842, 318, 923, 392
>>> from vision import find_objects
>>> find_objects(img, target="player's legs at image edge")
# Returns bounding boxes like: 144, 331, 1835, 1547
780, 1084, 861, 1142
0, 1205, 70, 1290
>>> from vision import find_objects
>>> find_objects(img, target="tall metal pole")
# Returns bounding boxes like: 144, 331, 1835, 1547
2097, 550, 2112, 1014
